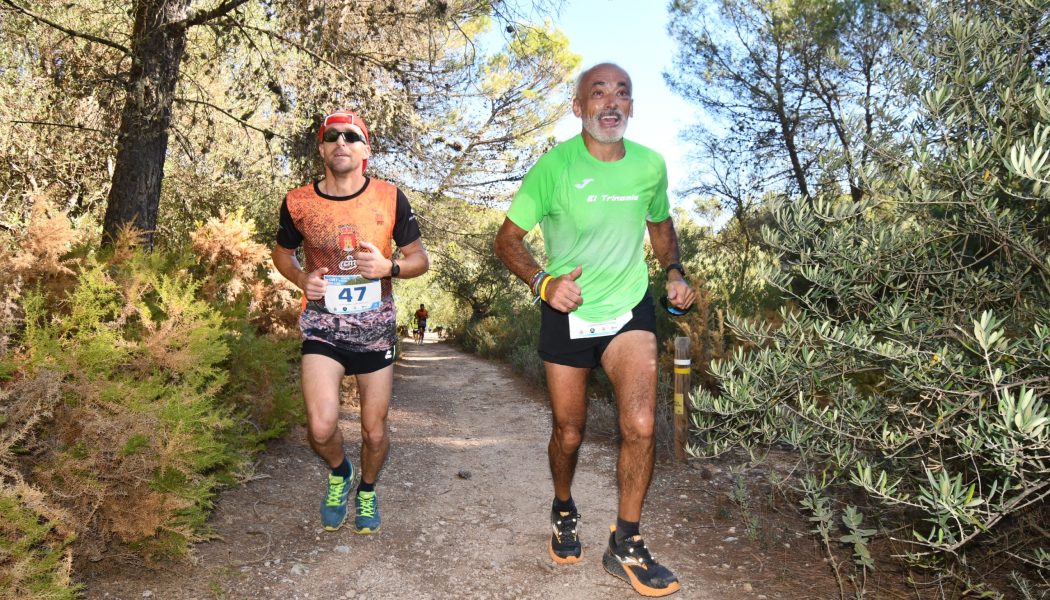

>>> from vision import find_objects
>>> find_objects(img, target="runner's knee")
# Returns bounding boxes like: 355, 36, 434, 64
553, 424, 585, 452
361, 422, 388, 448
619, 413, 655, 443
307, 419, 340, 446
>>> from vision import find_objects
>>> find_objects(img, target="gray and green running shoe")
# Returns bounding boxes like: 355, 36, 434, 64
354, 490, 380, 534
320, 468, 354, 531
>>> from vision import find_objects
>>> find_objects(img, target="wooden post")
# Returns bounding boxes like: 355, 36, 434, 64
673, 336, 692, 462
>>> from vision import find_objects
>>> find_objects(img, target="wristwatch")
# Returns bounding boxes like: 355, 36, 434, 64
665, 262, 686, 278
390, 260, 400, 278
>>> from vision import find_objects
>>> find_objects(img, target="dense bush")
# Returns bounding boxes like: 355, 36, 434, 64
458, 302, 542, 379
0, 210, 302, 597
690, 0, 1050, 594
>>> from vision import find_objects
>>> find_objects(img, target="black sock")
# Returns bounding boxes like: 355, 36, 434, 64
332, 457, 351, 479
358, 480, 375, 494
615, 518, 640, 544
552, 496, 576, 514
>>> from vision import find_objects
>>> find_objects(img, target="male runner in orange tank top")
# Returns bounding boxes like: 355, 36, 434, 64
272, 110, 429, 534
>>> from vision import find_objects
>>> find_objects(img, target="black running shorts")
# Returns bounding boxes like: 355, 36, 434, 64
302, 340, 394, 375
538, 292, 657, 369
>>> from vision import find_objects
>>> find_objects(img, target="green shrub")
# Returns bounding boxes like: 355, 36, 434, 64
458, 302, 541, 364
0, 218, 303, 585
690, 0, 1050, 593
21, 256, 237, 558
508, 343, 544, 387
221, 322, 303, 450
0, 487, 79, 600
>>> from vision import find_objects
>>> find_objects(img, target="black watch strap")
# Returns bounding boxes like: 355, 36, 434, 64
665, 262, 686, 278
390, 260, 400, 278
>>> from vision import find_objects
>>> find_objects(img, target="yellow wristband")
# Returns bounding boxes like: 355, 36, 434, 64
539, 275, 553, 302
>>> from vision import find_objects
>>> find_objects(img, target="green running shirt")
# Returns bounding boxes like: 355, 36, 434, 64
507, 135, 670, 321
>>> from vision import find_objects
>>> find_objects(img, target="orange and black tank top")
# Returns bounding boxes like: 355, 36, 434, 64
277, 178, 421, 352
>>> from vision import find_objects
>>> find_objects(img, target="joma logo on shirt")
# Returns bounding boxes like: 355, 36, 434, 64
586, 194, 641, 203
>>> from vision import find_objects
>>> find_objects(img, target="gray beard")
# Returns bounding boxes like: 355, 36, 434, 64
582, 116, 626, 144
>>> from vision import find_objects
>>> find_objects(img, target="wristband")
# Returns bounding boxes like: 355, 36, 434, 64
665, 262, 686, 278
539, 275, 554, 302
528, 269, 547, 296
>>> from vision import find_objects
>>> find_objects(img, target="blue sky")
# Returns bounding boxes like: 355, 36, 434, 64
543, 0, 701, 208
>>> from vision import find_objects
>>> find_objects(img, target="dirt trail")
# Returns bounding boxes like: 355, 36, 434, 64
85, 337, 834, 600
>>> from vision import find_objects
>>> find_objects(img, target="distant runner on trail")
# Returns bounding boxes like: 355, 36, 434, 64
493, 63, 695, 597
272, 109, 429, 534
414, 304, 429, 342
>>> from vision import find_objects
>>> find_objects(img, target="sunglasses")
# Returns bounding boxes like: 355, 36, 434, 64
323, 129, 365, 144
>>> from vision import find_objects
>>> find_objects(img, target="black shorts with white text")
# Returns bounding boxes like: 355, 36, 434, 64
538, 292, 656, 369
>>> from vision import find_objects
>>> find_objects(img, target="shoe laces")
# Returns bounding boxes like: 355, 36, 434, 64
553, 511, 580, 540
357, 492, 376, 517
618, 535, 655, 566
325, 476, 347, 507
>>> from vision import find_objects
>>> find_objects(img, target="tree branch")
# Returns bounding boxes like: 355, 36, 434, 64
173, 97, 285, 140
232, 21, 389, 72
176, 0, 252, 29
9, 120, 109, 134
1, 0, 129, 54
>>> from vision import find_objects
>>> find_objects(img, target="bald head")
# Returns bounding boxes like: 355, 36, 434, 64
572, 63, 634, 146
574, 63, 632, 100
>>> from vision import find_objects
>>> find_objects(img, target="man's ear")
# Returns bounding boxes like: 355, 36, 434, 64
572, 97, 582, 118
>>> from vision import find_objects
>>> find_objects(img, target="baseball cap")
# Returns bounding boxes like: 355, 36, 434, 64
318, 110, 371, 171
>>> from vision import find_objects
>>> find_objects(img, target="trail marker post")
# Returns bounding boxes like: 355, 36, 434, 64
673, 337, 691, 462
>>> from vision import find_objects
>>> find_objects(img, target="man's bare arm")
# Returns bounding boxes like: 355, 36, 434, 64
493, 217, 542, 283
646, 218, 696, 309
272, 245, 306, 289
494, 217, 583, 311
646, 217, 682, 273
394, 238, 429, 279
272, 245, 329, 300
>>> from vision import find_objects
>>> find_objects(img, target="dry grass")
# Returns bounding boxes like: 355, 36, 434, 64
0, 196, 82, 356
189, 209, 299, 334
0, 371, 78, 599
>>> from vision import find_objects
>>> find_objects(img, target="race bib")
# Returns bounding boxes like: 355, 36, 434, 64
323, 275, 381, 314
567, 309, 632, 339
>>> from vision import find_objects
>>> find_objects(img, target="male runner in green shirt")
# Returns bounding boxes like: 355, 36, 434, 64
494, 63, 695, 597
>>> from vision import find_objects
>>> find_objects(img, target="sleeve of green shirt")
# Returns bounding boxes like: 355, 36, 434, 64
646, 153, 671, 223
507, 154, 555, 231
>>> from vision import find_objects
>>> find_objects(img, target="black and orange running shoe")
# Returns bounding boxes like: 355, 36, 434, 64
548, 509, 582, 564
602, 526, 681, 597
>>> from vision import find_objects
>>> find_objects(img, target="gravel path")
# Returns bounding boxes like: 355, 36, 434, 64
84, 337, 804, 599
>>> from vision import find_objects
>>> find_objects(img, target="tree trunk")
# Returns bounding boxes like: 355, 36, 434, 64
469, 301, 491, 323
102, 0, 190, 247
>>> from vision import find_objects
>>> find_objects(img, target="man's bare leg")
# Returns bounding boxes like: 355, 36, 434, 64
545, 362, 591, 500
356, 365, 393, 484
599, 329, 680, 596
545, 361, 590, 563
301, 354, 347, 468
302, 353, 355, 531
601, 329, 658, 523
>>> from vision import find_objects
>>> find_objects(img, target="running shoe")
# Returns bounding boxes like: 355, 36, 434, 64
320, 468, 354, 531
354, 490, 380, 534
602, 526, 681, 597
548, 509, 582, 564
